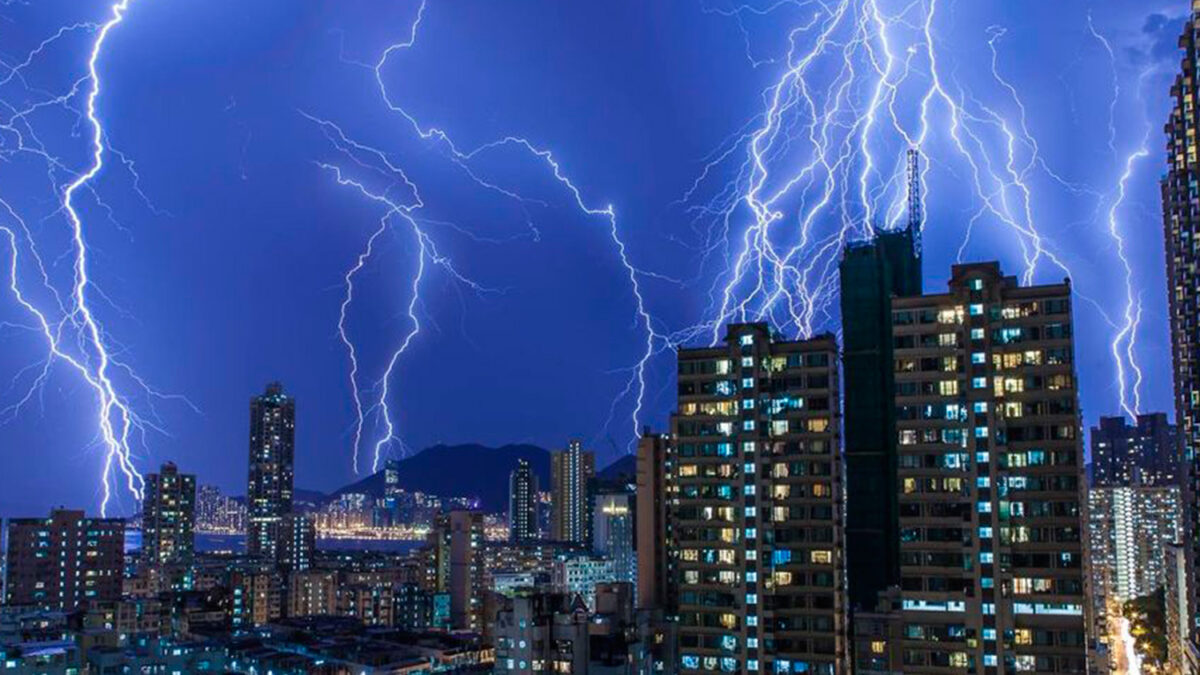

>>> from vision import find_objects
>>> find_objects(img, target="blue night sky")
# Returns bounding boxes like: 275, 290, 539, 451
0, 0, 1188, 516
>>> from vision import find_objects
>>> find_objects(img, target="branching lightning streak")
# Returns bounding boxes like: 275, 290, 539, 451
687, 0, 1148, 416
320, 0, 667, 470
0, 0, 183, 514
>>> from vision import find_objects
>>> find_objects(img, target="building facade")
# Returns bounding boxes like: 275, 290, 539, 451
551, 441, 594, 545
839, 224, 922, 612
891, 262, 1087, 673
246, 381, 296, 563
672, 323, 846, 674
509, 458, 539, 543
141, 462, 196, 591
593, 491, 636, 588
1165, 541, 1196, 675
1164, 2, 1200, 650
4, 509, 124, 611
552, 556, 616, 610
278, 512, 315, 573
636, 432, 674, 611
229, 566, 282, 629
1090, 413, 1179, 487
422, 510, 486, 632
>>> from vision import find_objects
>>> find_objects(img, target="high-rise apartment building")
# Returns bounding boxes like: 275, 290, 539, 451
509, 459, 539, 543
1091, 413, 1179, 487
246, 382, 296, 563
636, 432, 673, 611
840, 223, 922, 612
142, 462, 197, 591
4, 509, 125, 610
550, 441, 594, 545
891, 262, 1087, 673
593, 491, 635, 587
672, 323, 845, 675
1164, 3, 1200, 649
423, 510, 486, 631
1087, 485, 1181, 603
278, 512, 316, 573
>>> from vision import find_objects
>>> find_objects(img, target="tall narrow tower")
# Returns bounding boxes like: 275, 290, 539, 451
551, 441, 595, 545
839, 151, 923, 611
509, 458, 539, 542
246, 382, 296, 562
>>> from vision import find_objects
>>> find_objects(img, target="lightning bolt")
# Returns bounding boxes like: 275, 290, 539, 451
0, 0, 188, 515
687, 0, 1147, 418
318, 0, 669, 471
1088, 15, 1152, 419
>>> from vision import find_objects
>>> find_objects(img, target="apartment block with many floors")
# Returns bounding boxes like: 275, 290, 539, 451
891, 262, 1087, 674
671, 323, 846, 675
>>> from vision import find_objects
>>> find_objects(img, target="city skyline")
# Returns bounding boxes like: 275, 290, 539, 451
0, 1, 1188, 517
7, 2, 1200, 673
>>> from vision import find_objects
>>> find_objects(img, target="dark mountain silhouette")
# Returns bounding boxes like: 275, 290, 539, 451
300, 444, 638, 514
325, 444, 551, 513
597, 454, 636, 484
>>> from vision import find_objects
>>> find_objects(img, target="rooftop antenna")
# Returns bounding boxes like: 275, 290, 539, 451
907, 147, 923, 255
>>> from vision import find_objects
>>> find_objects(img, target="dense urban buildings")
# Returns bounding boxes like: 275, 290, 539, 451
141, 461, 196, 590
1085, 411, 1184, 666
891, 261, 1087, 673
1164, 2, 1200, 657
1087, 484, 1182, 652
195, 483, 246, 534
1090, 413, 1179, 487
4, 509, 125, 610
839, 220, 922, 613
550, 440, 595, 545
671, 323, 846, 674
508, 458, 539, 543
246, 381, 296, 563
